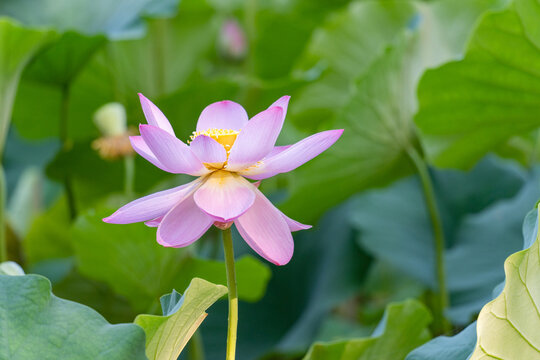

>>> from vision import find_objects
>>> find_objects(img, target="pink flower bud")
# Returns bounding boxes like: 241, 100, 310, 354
218, 19, 247, 61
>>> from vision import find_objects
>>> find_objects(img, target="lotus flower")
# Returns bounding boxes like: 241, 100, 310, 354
103, 94, 343, 265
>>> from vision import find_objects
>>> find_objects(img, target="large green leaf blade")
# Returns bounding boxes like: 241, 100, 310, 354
0, 18, 56, 152
11, 0, 219, 141
406, 322, 477, 360
349, 157, 539, 323
289, 1, 416, 131
0, 0, 178, 38
0, 274, 147, 359
303, 299, 431, 360
135, 278, 227, 360
470, 207, 540, 359
23, 32, 106, 86
415, 1, 540, 168
71, 207, 270, 310
282, 33, 420, 222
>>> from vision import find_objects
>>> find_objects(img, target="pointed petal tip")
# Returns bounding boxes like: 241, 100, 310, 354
267, 106, 284, 116
329, 128, 344, 137
270, 253, 293, 266
270, 95, 291, 109
278, 95, 291, 103
335, 129, 344, 138
138, 93, 149, 103
102, 213, 121, 224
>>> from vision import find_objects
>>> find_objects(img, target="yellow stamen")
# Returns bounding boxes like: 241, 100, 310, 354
189, 128, 240, 154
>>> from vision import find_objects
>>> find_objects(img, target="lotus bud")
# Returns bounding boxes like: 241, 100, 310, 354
93, 102, 127, 137
0, 261, 25, 276
92, 102, 134, 160
218, 19, 247, 61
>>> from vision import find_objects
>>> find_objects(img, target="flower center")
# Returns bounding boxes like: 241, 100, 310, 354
189, 129, 240, 171
189, 128, 239, 154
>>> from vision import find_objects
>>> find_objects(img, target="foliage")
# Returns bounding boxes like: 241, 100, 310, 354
72, 207, 270, 310
415, 0, 540, 168
350, 157, 539, 323
0, 18, 56, 154
2, 0, 540, 358
0, 274, 147, 360
135, 278, 227, 360
304, 300, 431, 360
405, 322, 477, 360
469, 207, 540, 359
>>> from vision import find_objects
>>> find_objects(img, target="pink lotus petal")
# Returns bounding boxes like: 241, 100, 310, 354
157, 195, 213, 247
103, 179, 202, 224
266, 145, 291, 158
196, 100, 248, 132
138, 93, 175, 136
251, 180, 310, 231
194, 171, 255, 222
144, 217, 162, 227
140, 124, 207, 176
130, 136, 172, 172
239, 129, 343, 180
226, 107, 284, 171
269, 95, 290, 122
281, 212, 312, 232
190, 135, 227, 167
234, 188, 294, 265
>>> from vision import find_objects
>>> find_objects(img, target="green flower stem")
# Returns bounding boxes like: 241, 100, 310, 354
0, 165, 6, 262
124, 155, 135, 198
222, 227, 238, 360
407, 147, 451, 335
60, 83, 77, 221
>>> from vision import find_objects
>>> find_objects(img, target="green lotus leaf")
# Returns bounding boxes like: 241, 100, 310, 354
349, 157, 539, 324
469, 206, 540, 359
303, 299, 431, 360
0, 18, 56, 153
415, 0, 540, 168
281, 0, 505, 222
0, 0, 178, 38
0, 274, 146, 359
71, 207, 270, 310
135, 278, 227, 360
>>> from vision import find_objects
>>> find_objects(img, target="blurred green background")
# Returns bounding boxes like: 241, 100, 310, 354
3, 0, 540, 359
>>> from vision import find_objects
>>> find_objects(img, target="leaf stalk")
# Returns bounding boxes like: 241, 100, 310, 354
407, 146, 451, 335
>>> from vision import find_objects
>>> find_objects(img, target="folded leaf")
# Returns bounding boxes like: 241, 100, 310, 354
135, 278, 227, 360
